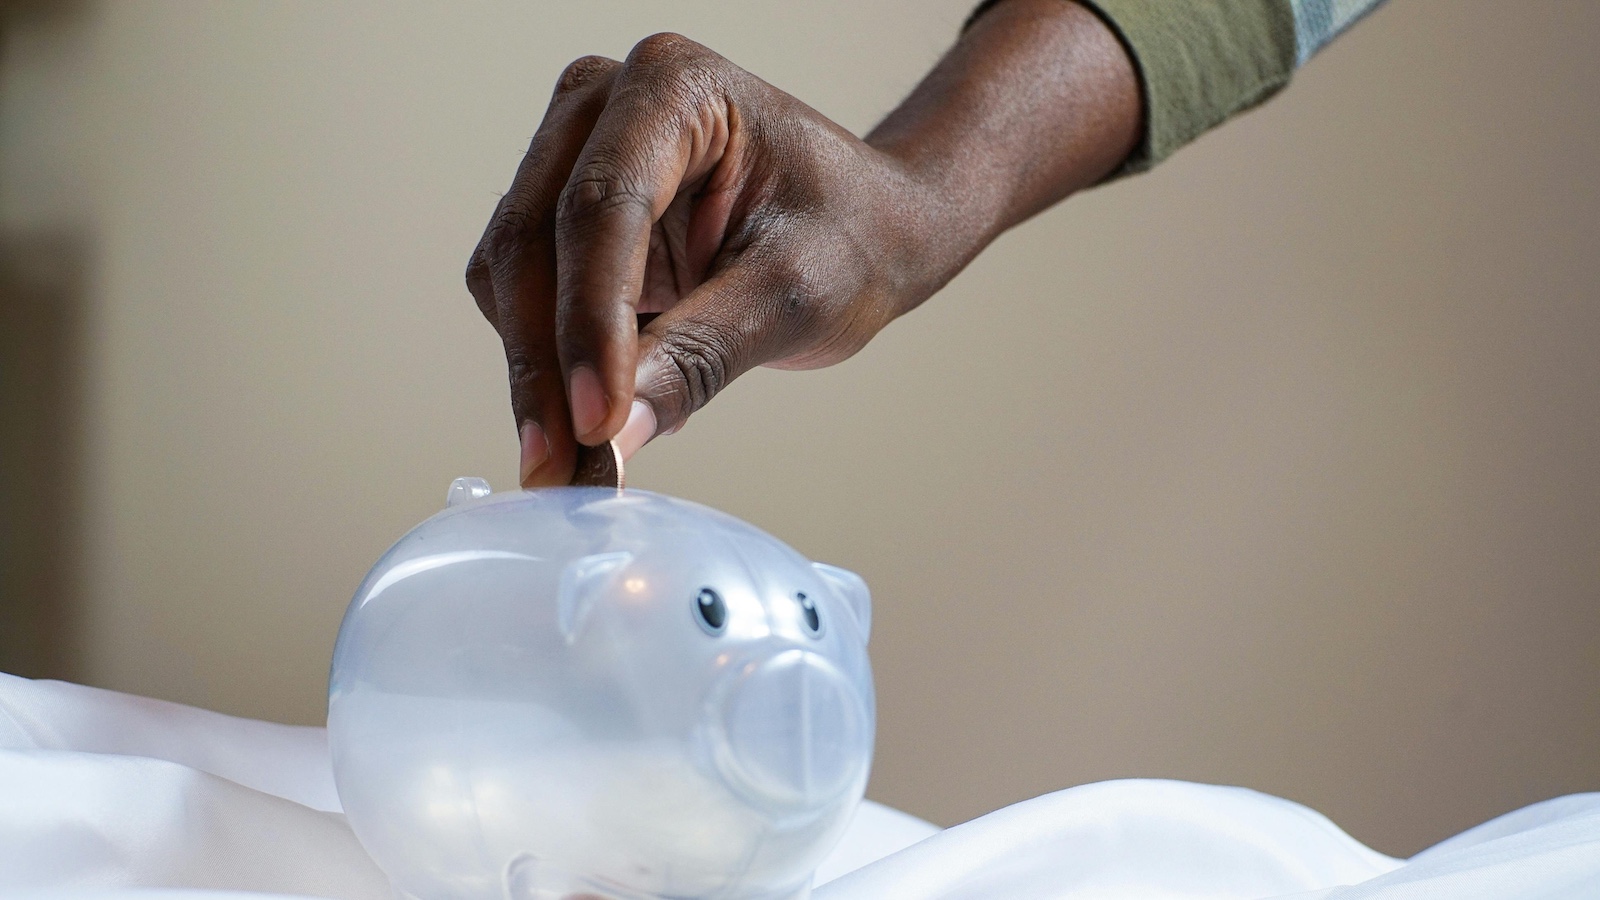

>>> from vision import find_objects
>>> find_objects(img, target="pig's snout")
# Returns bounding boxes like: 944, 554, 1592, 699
710, 649, 870, 810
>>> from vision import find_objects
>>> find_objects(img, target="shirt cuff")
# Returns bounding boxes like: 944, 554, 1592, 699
967, 0, 1299, 176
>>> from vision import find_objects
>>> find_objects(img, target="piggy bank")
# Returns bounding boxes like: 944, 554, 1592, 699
327, 480, 875, 900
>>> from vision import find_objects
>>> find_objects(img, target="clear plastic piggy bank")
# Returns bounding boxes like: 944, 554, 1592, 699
328, 480, 875, 900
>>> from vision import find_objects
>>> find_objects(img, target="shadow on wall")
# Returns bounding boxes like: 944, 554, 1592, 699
0, 231, 87, 681
0, 0, 94, 680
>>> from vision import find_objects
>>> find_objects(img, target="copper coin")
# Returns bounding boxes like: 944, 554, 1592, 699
569, 440, 624, 490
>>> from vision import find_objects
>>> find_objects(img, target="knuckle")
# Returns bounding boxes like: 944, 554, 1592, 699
556, 166, 653, 232
484, 196, 539, 262
623, 33, 720, 105
464, 244, 489, 284
554, 54, 617, 95
464, 248, 495, 310
503, 344, 547, 393
628, 32, 700, 69
656, 330, 732, 415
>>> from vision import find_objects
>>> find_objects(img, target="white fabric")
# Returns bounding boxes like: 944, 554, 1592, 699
2, 673, 1597, 899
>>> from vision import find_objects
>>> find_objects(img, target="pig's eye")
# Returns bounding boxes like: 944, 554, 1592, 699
694, 588, 727, 636
797, 592, 822, 636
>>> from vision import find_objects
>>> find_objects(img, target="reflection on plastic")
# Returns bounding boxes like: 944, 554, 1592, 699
328, 483, 876, 900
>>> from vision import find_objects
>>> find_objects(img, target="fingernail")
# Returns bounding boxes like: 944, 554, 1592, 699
568, 365, 607, 439
614, 400, 657, 461
518, 421, 549, 487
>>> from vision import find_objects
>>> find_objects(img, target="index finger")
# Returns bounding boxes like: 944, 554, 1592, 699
477, 55, 621, 486
552, 33, 737, 445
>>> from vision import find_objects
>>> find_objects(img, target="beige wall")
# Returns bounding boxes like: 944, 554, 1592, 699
4, 0, 1596, 858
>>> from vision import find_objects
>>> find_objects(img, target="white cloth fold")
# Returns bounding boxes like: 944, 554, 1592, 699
0, 675, 337, 812
2, 673, 1596, 899
813, 780, 1400, 899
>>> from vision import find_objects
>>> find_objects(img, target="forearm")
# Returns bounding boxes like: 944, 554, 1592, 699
867, 0, 1141, 300
475, 0, 1392, 473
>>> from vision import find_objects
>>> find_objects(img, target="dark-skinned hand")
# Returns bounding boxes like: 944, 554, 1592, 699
466, 0, 1141, 486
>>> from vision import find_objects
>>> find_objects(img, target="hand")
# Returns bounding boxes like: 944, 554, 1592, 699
466, 33, 940, 487
467, 1, 1140, 487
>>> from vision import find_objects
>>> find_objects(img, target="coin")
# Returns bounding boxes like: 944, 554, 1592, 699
569, 440, 625, 490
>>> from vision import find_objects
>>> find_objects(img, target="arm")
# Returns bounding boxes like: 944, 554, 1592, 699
466, 0, 1385, 487
466, 0, 1140, 486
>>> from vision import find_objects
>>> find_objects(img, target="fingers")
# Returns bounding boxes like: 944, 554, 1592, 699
630, 255, 817, 447
470, 54, 621, 486
554, 33, 736, 446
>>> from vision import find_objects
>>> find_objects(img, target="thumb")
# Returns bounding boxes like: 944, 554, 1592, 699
623, 263, 801, 456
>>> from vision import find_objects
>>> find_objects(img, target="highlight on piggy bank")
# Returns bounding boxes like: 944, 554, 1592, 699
327, 479, 875, 900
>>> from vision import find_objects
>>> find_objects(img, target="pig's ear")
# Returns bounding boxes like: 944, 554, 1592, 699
557, 551, 632, 644
812, 562, 871, 643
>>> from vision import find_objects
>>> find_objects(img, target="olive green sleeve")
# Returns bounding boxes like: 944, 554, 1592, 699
967, 0, 1300, 175
1079, 0, 1297, 173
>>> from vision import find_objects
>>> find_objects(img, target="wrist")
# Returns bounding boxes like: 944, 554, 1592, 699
864, 0, 1141, 311
862, 142, 1010, 316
